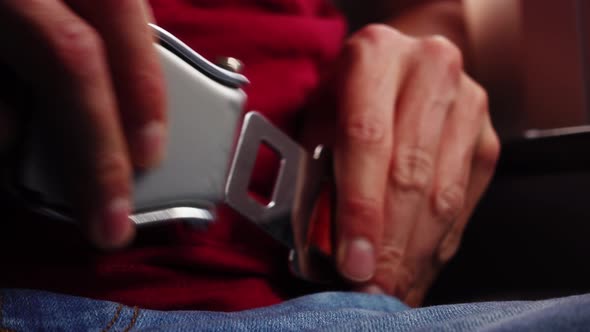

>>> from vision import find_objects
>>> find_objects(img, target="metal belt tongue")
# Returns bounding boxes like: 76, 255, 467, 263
225, 112, 339, 283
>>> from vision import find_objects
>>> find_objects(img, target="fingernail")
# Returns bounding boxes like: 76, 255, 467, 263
135, 121, 166, 168
93, 197, 134, 248
339, 238, 376, 282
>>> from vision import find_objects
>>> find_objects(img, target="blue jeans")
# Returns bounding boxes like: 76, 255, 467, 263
2, 289, 590, 331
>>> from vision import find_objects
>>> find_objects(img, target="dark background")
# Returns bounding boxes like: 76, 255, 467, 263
428, 133, 590, 304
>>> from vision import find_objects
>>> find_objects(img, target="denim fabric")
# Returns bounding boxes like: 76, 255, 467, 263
2, 289, 590, 331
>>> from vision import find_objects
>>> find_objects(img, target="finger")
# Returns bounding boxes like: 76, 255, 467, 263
401, 111, 499, 306
0, 0, 134, 248
437, 112, 500, 263
333, 25, 409, 282
375, 36, 462, 295
65, 0, 167, 168
397, 75, 489, 304
402, 75, 485, 267
403, 267, 439, 307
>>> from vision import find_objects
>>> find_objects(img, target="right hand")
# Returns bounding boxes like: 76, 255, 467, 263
0, 0, 167, 249
300, 25, 499, 304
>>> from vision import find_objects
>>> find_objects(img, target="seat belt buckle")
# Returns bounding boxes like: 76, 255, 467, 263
11, 24, 340, 284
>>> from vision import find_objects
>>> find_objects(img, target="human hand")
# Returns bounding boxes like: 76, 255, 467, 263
302, 24, 500, 306
0, 0, 166, 249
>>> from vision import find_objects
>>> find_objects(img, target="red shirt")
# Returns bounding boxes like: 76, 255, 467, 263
0, 0, 441, 312
0, 0, 345, 312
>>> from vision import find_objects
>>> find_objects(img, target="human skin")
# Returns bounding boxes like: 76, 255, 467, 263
304, 0, 499, 306
0, 0, 499, 306
0, 0, 166, 248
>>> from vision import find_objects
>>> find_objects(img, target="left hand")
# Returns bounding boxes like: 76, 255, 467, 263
301, 24, 500, 306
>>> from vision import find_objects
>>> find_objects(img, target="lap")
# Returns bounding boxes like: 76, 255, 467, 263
2, 289, 590, 331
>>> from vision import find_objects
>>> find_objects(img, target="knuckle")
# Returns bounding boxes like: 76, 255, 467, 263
353, 24, 403, 44
377, 244, 404, 267
438, 230, 462, 263
345, 24, 406, 60
473, 84, 489, 112
434, 184, 465, 222
420, 36, 463, 75
94, 152, 131, 189
338, 196, 382, 224
342, 115, 388, 145
51, 20, 104, 75
476, 129, 501, 171
391, 147, 433, 193
373, 245, 404, 294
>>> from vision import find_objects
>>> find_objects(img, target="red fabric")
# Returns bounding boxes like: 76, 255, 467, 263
0, 0, 345, 311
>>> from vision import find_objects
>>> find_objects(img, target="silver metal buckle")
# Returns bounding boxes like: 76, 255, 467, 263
225, 112, 337, 282
225, 112, 304, 248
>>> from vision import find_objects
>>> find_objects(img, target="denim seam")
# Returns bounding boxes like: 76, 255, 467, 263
101, 304, 123, 332
122, 307, 140, 332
